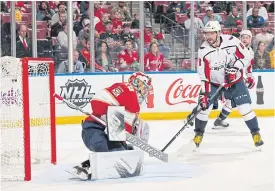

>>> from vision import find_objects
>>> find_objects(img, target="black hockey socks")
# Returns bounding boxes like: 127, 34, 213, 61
218, 108, 231, 120
194, 118, 207, 134
245, 117, 260, 133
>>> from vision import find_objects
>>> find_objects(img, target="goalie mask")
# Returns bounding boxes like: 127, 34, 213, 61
128, 72, 152, 104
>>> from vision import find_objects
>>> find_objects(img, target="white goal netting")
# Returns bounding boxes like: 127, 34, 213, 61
0, 56, 55, 181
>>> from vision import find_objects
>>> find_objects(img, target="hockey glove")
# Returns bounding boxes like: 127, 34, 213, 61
133, 119, 150, 143
225, 67, 239, 83
246, 76, 255, 89
199, 93, 209, 111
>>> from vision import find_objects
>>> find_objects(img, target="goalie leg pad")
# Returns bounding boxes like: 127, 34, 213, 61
89, 150, 144, 180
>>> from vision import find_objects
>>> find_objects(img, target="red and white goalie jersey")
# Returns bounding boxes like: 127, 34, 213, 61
85, 82, 140, 134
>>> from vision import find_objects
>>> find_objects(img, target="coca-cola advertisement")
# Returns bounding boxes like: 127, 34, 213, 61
135, 74, 203, 112
256, 75, 264, 105
165, 78, 201, 105
135, 72, 274, 113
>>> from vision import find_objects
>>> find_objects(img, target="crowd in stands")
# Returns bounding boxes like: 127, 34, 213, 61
0, 1, 274, 73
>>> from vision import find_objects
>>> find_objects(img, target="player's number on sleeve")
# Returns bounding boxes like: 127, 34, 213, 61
112, 84, 134, 97
112, 87, 123, 97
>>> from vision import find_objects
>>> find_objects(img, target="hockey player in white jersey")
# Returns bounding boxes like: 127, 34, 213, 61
194, 21, 263, 148
213, 29, 256, 129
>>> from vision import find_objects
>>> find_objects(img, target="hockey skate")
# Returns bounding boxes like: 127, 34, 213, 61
66, 160, 92, 181
192, 133, 203, 151
66, 165, 91, 181
212, 118, 229, 129
252, 132, 264, 148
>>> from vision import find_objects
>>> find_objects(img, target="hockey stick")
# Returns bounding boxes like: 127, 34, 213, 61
53, 93, 169, 163
161, 83, 225, 152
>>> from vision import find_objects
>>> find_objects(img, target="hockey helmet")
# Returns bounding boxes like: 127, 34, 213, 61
240, 30, 252, 38
128, 72, 152, 104
204, 21, 221, 33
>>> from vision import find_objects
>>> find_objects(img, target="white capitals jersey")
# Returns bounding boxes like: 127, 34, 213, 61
245, 46, 254, 77
197, 35, 251, 92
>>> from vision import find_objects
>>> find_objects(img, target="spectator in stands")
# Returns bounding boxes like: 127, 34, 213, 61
120, 23, 137, 47
77, 19, 91, 50
254, 22, 274, 50
1, 2, 9, 13
165, 1, 179, 32
232, 20, 243, 38
144, 42, 164, 71
95, 41, 117, 72
36, 1, 55, 21
154, 30, 170, 59
180, 1, 200, 13
247, 7, 265, 28
51, 12, 67, 37
203, 7, 223, 25
1, 22, 11, 56
57, 23, 77, 51
212, 1, 236, 15
131, 14, 139, 29
72, 2, 81, 20
117, 39, 139, 71
99, 20, 122, 52
78, 40, 106, 72
48, 1, 60, 12
15, 2, 26, 22
266, 37, 274, 52
247, 2, 268, 21
268, 1, 274, 13
144, 22, 155, 47
112, 10, 123, 29
270, 48, 274, 69
16, 24, 32, 58
225, 7, 243, 27
57, 50, 84, 73
80, 3, 103, 26
51, 2, 67, 25
80, 1, 89, 14
95, 13, 110, 34
184, 11, 204, 49
254, 41, 271, 69
94, 1, 106, 20
112, 1, 132, 22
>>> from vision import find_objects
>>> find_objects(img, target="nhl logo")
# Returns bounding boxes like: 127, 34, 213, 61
60, 79, 95, 109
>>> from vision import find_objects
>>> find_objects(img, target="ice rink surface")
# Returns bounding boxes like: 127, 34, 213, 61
1, 117, 274, 191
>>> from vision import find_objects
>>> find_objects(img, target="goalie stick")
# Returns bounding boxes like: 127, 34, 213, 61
53, 93, 168, 163
161, 83, 225, 152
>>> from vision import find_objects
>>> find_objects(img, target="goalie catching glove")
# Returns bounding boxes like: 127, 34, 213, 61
133, 119, 150, 143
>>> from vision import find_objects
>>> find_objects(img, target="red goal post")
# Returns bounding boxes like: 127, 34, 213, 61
0, 56, 56, 181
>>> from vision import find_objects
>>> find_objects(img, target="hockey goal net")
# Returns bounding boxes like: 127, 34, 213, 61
0, 56, 56, 181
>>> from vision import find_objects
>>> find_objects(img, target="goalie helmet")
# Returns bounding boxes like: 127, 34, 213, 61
128, 72, 152, 104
